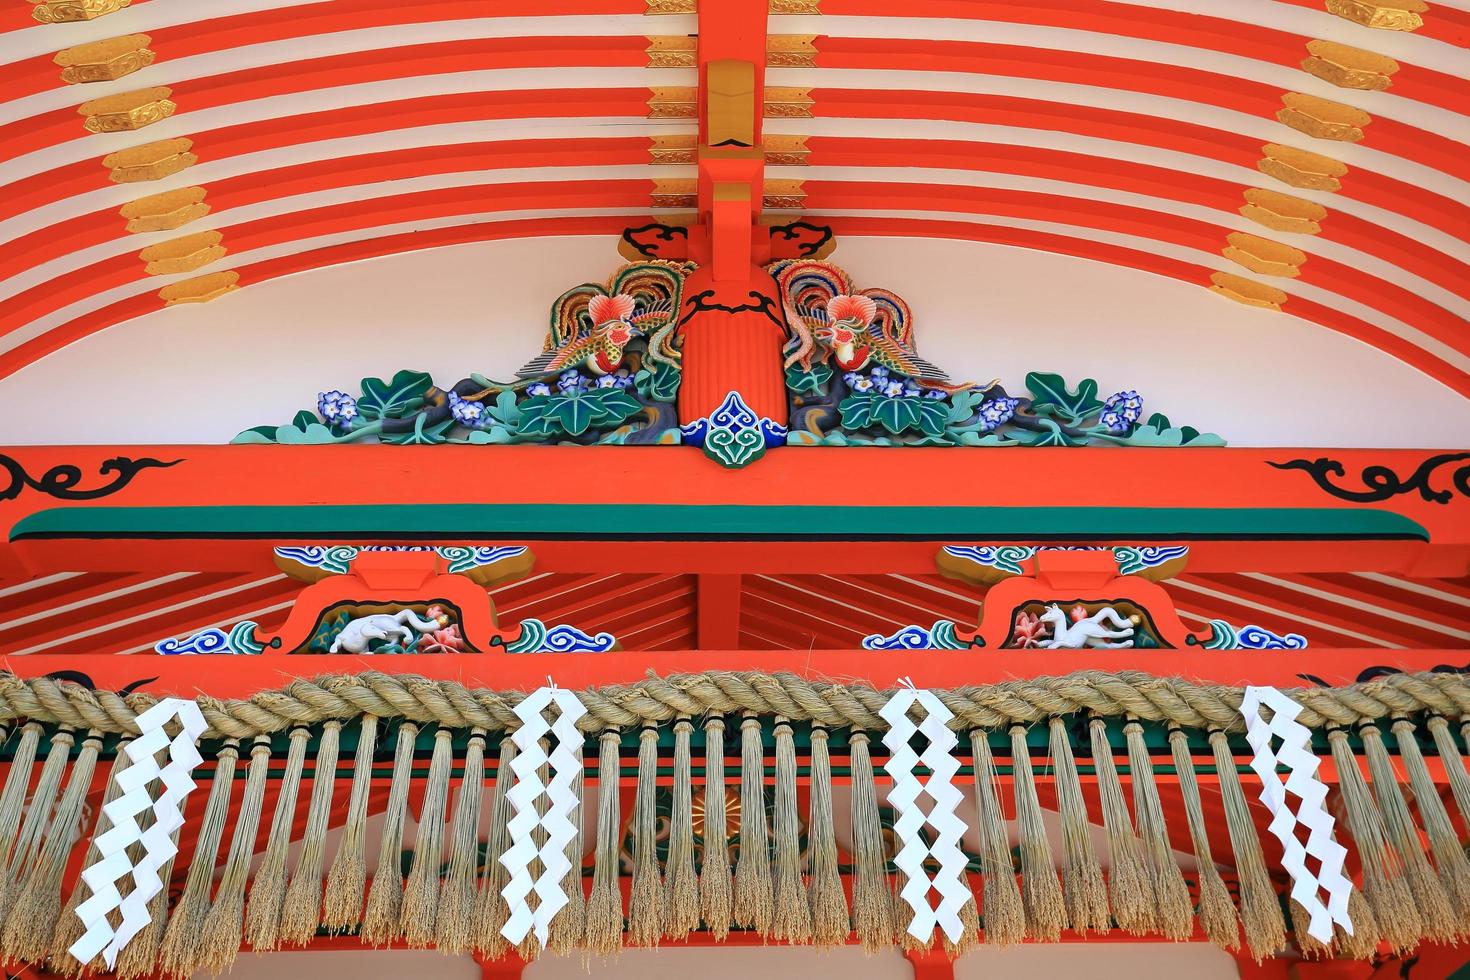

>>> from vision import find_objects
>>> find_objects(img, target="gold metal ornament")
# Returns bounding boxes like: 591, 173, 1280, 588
652, 177, 697, 209
120, 187, 211, 233
770, 0, 820, 11
54, 34, 154, 83
767, 36, 817, 67
1325, 0, 1426, 30
140, 231, 227, 276
763, 179, 806, 209
1257, 143, 1347, 192
159, 270, 239, 306
646, 36, 696, 68
644, 0, 695, 12
1301, 40, 1398, 90
1276, 93, 1371, 142
31, 0, 130, 22
102, 138, 197, 183
764, 87, 814, 117
77, 87, 175, 133
1209, 271, 1287, 310
649, 134, 696, 165
648, 86, 697, 118
1222, 232, 1306, 279
1239, 188, 1326, 236
764, 133, 811, 165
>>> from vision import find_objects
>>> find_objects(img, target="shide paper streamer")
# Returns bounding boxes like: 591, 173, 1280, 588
1240, 685, 1354, 943
500, 681, 587, 948
70, 698, 208, 967
880, 679, 971, 944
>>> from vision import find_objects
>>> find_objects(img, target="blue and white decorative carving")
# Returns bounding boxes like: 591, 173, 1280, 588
504, 618, 618, 653
274, 545, 529, 576
680, 390, 787, 469
1200, 620, 1309, 650
862, 621, 975, 651
156, 620, 266, 655
940, 544, 1188, 577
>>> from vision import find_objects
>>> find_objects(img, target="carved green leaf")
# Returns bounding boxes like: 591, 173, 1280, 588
915, 399, 949, 438
551, 394, 598, 435
232, 427, 277, 444
515, 398, 560, 438
588, 387, 643, 425
947, 389, 985, 423
785, 362, 832, 396
466, 427, 516, 444
1121, 424, 1226, 447
838, 394, 877, 429
358, 370, 434, 420
381, 415, 452, 445
636, 360, 682, 403
1025, 372, 1103, 424
486, 390, 521, 426
1019, 418, 1084, 447
274, 422, 340, 444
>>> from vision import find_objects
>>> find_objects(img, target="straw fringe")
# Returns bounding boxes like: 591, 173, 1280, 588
548, 750, 587, 955
1, 728, 75, 923
322, 715, 378, 933
246, 727, 311, 951
280, 719, 342, 947
628, 728, 664, 946
0, 723, 41, 908
159, 739, 240, 978
1428, 717, 1470, 835
196, 736, 273, 976
1166, 729, 1238, 951
49, 738, 132, 974
1125, 722, 1192, 941
1009, 725, 1065, 941
808, 726, 850, 948
1088, 718, 1153, 936
1049, 718, 1109, 935
1328, 727, 1420, 953
1207, 730, 1285, 961
849, 732, 896, 952
699, 718, 733, 942
664, 719, 699, 939
1360, 723, 1459, 943
116, 747, 175, 980
402, 728, 454, 946
969, 732, 1024, 947
1393, 719, 1470, 925
733, 715, 773, 936
474, 736, 517, 958
584, 730, 624, 958
438, 729, 487, 954
361, 721, 420, 946
771, 719, 812, 945
2, 731, 100, 965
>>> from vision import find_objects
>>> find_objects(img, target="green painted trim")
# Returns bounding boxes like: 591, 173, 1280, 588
10, 503, 1427, 542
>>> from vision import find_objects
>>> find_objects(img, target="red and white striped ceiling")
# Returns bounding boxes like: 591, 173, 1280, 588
0, 0, 1468, 392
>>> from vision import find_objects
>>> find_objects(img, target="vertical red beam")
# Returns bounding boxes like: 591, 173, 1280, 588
696, 573, 743, 648
696, 0, 767, 281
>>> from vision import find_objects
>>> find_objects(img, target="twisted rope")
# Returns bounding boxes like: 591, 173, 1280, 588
2, 669, 1469, 740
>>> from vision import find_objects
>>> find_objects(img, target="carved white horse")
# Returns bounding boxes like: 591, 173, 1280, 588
1037, 604, 1136, 649
329, 608, 445, 653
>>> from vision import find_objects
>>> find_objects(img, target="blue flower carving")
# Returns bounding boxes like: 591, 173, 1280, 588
557, 369, 589, 394
595, 368, 634, 390
318, 390, 359, 428
881, 380, 906, 398
977, 396, 1020, 431
870, 366, 890, 383
526, 381, 551, 397
447, 390, 485, 428
1102, 390, 1143, 432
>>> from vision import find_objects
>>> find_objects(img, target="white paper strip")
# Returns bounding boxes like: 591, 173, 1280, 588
70, 697, 208, 967
500, 681, 587, 948
1240, 685, 1354, 943
880, 679, 970, 944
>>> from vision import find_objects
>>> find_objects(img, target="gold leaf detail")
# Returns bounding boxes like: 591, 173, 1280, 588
645, 0, 695, 12
160, 271, 239, 306
120, 187, 210, 233
1208, 272, 1287, 310
648, 86, 697, 118
767, 35, 817, 67
1276, 92, 1371, 142
1325, 0, 1426, 30
1257, 143, 1347, 192
1301, 39, 1398, 90
770, 0, 820, 11
1222, 232, 1306, 278
140, 230, 226, 276
646, 35, 696, 68
649, 134, 696, 165
31, 0, 130, 22
55, 34, 154, 83
1239, 188, 1326, 235
764, 87, 814, 117
103, 137, 197, 183
78, 86, 175, 133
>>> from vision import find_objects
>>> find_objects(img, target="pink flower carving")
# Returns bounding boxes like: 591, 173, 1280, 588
420, 624, 463, 654
1013, 611, 1048, 648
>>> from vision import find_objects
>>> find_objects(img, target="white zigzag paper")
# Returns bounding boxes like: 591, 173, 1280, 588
70, 697, 207, 967
880, 680, 970, 943
500, 682, 587, 948
1240, 685, 1354, 943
